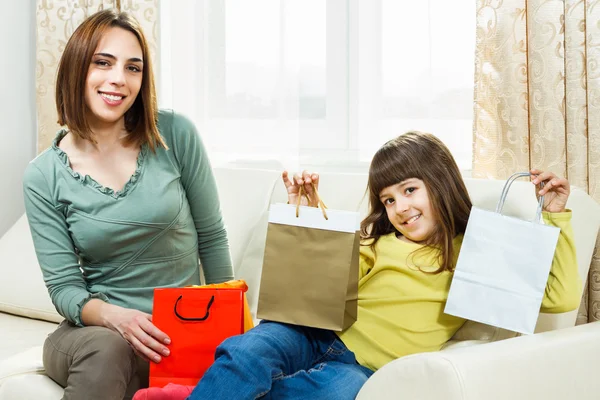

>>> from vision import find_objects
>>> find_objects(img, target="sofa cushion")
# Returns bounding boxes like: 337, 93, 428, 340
0, 345, 63, 400
0, 216, 62, 323
0, 374, 63, 400
0, 313, 57, 360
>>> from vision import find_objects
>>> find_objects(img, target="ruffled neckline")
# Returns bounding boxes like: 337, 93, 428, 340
52, 129, 147, 199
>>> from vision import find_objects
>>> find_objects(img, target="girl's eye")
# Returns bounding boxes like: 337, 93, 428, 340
383, 198, 394, 205
405, 187, 416, 195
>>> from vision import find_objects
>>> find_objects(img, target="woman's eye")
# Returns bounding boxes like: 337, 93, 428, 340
127, 65, 142, 72
94, 60, 109, 67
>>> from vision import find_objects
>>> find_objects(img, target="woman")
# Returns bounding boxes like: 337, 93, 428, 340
23, 9, 232, 399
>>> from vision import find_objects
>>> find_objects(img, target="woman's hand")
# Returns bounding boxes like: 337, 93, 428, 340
530, 169, 570, 213
103, 304, 171, 363
282, 170, 320, 207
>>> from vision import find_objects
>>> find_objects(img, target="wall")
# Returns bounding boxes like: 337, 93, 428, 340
0, 0, 36, 238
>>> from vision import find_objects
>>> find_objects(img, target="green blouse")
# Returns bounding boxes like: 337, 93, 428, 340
23, 110, 233, 326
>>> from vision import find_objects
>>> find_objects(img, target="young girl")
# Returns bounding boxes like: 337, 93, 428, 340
23, 10, 232, 399
135, 132, 580, 400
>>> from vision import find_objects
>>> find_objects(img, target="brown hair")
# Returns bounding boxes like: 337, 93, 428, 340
360, 131, 472, 273
55, 9, 166, 151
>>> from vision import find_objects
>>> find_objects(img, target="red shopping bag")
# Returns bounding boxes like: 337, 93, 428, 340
149, 281, 253, 387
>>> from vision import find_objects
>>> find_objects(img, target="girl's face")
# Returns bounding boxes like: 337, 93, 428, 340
378, 178, 436, 243
84, 27, 143, 131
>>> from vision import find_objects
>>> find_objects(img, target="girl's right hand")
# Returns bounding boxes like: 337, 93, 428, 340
103, 304, 171, 363
282, 170, 320, 207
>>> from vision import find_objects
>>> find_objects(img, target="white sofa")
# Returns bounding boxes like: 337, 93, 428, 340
1, 167, 600, 399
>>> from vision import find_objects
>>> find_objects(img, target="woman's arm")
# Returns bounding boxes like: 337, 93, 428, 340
24, 163, 171, 363
170, 112, 233, 283
23, 163, 108, 326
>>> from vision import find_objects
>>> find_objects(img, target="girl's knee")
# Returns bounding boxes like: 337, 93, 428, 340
319, 364, 370, 400
215, 332, 252, 358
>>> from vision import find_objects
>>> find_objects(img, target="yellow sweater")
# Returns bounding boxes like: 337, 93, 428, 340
337, 211, 581, 371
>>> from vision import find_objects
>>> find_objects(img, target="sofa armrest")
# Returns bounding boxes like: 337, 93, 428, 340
357, 321, 600, 400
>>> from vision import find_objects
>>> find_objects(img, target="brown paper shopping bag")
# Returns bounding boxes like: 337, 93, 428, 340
257, 187, 360, 331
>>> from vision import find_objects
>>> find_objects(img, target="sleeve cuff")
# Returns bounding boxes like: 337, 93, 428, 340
74, 292, 110, 327
542, 209, 572, 224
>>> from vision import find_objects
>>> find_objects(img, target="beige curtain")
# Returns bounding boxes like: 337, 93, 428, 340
473, 0, 600, 323
36, 0, 159, 153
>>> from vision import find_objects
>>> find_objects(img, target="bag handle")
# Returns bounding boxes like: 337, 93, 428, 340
296, 182, 329, 220
173, 295, 215, 322
495, 172, 545, 222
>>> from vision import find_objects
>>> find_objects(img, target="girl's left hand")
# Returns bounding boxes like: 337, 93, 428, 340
530, 169, 570, 213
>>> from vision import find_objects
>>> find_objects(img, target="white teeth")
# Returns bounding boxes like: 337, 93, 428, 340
404, 214, 421, 224
100, 93, 123, 101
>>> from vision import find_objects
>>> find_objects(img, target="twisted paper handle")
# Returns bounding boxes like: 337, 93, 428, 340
295, 182, 328, 220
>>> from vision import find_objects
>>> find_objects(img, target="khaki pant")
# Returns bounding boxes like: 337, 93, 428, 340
43, 320, 149, 400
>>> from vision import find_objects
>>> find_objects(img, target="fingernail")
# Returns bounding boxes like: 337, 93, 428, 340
532, 179, 538, 184
164, 338, 171, 345
163, 349, 170, 356
154, 356, 161, 362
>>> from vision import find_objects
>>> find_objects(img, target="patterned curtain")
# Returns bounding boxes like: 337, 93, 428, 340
36, 0, 159, 153
472, 0, 600, 323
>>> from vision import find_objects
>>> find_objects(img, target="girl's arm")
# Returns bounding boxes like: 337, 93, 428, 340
539, 211, 582, 313
530, 169, 582, 313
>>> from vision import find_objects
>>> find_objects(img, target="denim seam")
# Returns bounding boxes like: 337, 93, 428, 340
312, 339, 346, 365
271, 372, 284, 381
273, 362, 326, 382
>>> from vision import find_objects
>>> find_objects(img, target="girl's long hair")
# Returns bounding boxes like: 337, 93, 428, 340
360, 132, 472, 273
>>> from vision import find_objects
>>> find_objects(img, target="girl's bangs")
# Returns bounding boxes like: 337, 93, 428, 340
368, 144, 424, 196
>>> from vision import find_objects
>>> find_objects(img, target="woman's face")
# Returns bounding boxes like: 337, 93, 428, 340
84, 27, 143, 131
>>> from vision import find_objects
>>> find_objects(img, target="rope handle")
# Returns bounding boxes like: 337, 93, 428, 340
495, 172, 545, 223
295, 182, 329, 220
173, 295, 214, 322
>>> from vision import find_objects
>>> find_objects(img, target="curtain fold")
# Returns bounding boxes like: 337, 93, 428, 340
35, 0, 158, 153
473, 0, 600, 323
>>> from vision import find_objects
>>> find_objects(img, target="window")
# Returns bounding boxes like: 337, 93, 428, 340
159, 0, 475, 171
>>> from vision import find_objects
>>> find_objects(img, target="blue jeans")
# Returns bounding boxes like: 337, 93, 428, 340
188, 321, 373, 400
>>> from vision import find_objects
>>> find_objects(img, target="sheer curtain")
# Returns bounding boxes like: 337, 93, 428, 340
158, 0, 476, 172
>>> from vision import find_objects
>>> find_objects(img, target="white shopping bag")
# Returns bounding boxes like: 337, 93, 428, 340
444, 172, 560, 334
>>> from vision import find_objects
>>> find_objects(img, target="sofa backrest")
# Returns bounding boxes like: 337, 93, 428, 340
217, 169, 600, 338
1, 168, 599, 341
